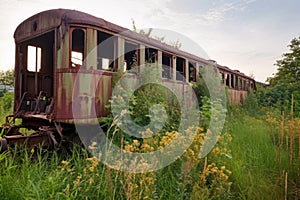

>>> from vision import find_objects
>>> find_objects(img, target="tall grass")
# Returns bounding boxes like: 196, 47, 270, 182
266, 109, 300, 199
0, 141, 232, 199
1, 91, 299, 199
227, 104, 300, 199
226, 109, 279, 199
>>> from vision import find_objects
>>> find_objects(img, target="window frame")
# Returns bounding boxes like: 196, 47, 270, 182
27, 45, 42, 72
70, 27, 86, 68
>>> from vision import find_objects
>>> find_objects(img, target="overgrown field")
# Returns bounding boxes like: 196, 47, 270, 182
0, 90, 299, 199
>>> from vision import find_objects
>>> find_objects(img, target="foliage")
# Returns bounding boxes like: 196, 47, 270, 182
0, 69, 14, 88
3, 42, 300, 198
191, 66, 226, 104
265, 110, 300, 199
0, 92, 13, 124
0, 126, 233, 200
270, 36, 300, 88
96, 67, 232, 199
225, 110, 280, 199
2, 91, 299, 199
0, 72, 232, 198
131, 19, 182, 49
265, 36, 300, 116
131, 18, 153, 38
241, 89, 259, 116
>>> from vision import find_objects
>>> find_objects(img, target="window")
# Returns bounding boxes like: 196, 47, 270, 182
235, 76, 240, 89
27, 45, 41, 72
243, 80, 247, 90
176, 57, 185, 81
225, 74, 230, 87
97, 31, 115, 70
124, 40, 138, 71
162, 53, 172, 79
188, 61, 196, 82
145, 47, 157, 63
231, 74, 235, 88
71, 28, 85, 67
221, 73, 225, 84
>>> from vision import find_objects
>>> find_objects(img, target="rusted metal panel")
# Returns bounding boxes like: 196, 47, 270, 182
56, 29, 70, 69
55, 69, 113, 124
228, 89, 248, 104
86, 29, 97, 69
14, 10, 63, 42
14, 9, 126, 43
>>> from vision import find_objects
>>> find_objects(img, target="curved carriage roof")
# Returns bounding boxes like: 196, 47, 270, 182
14, 9, 127, 41
14, 8, 255, 81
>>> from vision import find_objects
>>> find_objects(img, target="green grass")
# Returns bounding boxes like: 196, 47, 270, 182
226, 114, 279, 199
0, 92, 298, 199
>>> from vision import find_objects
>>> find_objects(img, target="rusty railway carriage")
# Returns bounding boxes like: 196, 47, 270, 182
0, 9, 256, 152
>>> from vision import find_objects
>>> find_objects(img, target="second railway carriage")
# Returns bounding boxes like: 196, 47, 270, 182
0, 9, 256, 152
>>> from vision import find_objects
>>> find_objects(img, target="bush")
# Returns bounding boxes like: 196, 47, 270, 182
0, 92, 13, 124
242, 89, 259, 116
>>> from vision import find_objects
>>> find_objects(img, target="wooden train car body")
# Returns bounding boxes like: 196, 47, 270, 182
0, 9, 255, 151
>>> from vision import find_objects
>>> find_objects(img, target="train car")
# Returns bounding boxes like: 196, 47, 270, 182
0, 9, 255, 152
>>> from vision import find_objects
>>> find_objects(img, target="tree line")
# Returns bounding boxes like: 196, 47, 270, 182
254, 36, 300, 117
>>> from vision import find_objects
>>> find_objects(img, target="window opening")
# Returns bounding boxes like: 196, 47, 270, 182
124, 40, 138, 72
176, 57, 185, 81
221, 73, 225, 84
162, 53, 172, 79
235, 76, 239, 89
27, 45, 41, 72
188, 61, 196, 82
97, 31, 115, 70
71, 29, 85, 67
145, 47, 157, 63
225, 74, 230, 87
231, 74, 235, 88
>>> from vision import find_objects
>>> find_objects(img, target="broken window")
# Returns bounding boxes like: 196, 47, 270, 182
220, 73, 225, 84
27, 45, 41, 72
97, 31, 115, 70
250, 81, 255, 90
124, 40, 138, 72
231, 74, 235, 89
188, 61, 196, 82
176, 57, 185, 81
145, 47, 157, 63
71, 28, 85, 67
225, 74, 230, 87
236, 76, 240, 89
162, 53, 172, 79
243, 79, 247, 90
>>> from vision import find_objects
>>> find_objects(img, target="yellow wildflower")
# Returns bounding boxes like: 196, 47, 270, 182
61, 160, 69, 166
89, 178, 94, 185
88, 141, 97, 150
133, 139, 139, 146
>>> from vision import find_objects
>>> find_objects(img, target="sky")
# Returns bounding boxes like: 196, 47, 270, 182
0, 0, 300, 83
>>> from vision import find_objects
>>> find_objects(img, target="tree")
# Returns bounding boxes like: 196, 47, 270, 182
269, 36, 300, 89
266, 37, 300, 116
0, 69, 14, 88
